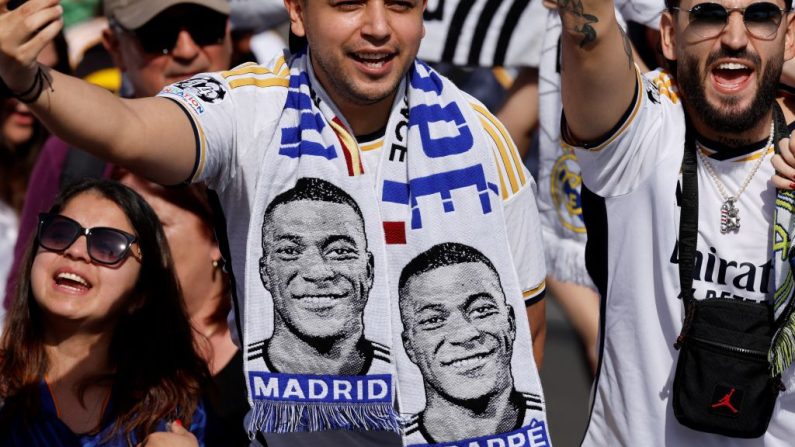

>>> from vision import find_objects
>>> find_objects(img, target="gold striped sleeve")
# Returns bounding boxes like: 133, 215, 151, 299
573, 66, 644, 153
220, 61, 260, 78
228, 77, 290, 90
474, 104, 527, 199
491, 150, 508, 200
523, 280, 546, 305
222, 57, 290, 90
162, 97, 209, 184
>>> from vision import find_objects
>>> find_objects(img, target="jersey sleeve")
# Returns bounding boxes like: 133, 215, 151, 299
157, 55, 291, 190
471, 100, 547, 305
157, 71, 238, 188
563, 67, 684, 198
504, 170, 547, 306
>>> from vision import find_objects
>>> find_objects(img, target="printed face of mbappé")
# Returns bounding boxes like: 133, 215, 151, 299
261, 199, 373, 343
401, 262, 516, 403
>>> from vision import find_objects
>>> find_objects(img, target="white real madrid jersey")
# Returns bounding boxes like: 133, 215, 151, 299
572, 68, 795, 446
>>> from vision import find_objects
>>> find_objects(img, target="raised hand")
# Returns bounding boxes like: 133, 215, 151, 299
0, 0, 62, 93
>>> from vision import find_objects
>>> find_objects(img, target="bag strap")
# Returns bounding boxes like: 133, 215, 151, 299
675, 103, 787, 349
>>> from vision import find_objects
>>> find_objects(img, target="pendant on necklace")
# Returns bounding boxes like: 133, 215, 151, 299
720, 197, 740, 234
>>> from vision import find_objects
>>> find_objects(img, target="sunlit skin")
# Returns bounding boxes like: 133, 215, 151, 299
260, 200, 374, 374
660, 0, 795, 145
401, 262, 518, 441
284, 0, 426, 135
30, 191, 141, 334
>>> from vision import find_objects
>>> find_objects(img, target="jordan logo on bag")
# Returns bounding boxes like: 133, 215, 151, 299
710, 385, 743, 416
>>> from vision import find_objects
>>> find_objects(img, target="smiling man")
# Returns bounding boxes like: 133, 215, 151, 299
399, 243, 544, 445
557, 0, 795, 443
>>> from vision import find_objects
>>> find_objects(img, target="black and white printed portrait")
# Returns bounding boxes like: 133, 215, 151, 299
399, 243, 535, 443
257, 177, 389, 375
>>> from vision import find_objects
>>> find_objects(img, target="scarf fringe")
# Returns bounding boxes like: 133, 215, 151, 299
543, 231, 595, 289
247, 400, 401, 436
770, 309, 795, 377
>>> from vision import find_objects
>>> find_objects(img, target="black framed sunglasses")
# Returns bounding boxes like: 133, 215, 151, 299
37, 213, 140, 265
111, 7, 227, 55
671, 2, 789, 39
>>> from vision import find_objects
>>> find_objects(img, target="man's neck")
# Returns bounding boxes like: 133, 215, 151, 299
338, 97, 395, 137
421, 386, 519, 441
268, 322, 368, 375
688, 108, 774, 149
307, 53, 397, 136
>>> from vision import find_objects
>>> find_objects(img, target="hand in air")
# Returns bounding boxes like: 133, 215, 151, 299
773, 131, 795, 190
0, 0, 62, 92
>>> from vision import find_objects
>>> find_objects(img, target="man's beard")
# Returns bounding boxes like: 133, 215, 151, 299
677, 49, 782, 135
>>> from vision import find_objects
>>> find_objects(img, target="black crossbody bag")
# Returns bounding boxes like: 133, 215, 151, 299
671, 105, 787, 438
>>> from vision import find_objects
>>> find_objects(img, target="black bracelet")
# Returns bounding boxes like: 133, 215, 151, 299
0, 66, 47, 103
13, 67, 46, 104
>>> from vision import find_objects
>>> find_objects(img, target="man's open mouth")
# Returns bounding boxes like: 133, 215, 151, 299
711, 61, 754, 92
351, 52, 396, 69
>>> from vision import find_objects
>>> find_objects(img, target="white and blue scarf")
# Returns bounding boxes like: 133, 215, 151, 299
244, 51, 549, 446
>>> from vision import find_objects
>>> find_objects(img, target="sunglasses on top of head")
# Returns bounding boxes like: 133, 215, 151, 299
670, 2, 789, 39
37, 213, 140, 265
111, 7, 227, 55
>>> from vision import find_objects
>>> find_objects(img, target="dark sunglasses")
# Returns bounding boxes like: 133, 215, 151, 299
37, 213, 139, 265
112, 8, 226, 55
671, 2, 788, 39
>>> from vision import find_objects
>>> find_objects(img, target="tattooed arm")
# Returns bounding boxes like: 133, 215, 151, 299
557, 0, 637, 143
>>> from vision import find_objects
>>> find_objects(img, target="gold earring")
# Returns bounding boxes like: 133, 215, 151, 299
212, 260, 219, 269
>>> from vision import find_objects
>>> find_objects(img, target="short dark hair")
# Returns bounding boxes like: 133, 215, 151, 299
263, 177, 365, 234
398, 243, 499, 291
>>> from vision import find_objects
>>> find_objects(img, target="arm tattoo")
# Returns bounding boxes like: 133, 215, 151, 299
557, 0, 599, 48
620, 26, 634, 70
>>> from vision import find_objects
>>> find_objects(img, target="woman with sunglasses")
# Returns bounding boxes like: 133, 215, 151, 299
0, 179, 211, 446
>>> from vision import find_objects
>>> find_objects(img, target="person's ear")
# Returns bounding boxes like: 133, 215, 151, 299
102, 26, 127, 72
660, 10, 678, 61
784, 11, 795, 61
284, 0, 307, 38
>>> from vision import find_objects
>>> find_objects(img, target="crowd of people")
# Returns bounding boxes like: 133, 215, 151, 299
1, 0, 795, 446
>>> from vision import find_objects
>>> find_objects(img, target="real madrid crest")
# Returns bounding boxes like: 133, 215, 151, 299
550, 149, 586, 234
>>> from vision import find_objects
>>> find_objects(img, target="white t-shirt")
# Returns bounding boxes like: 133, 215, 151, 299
157, 52, 546, 346
572, 68, 795, 446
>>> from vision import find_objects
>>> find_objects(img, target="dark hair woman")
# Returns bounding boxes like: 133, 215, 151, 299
0, 179, 211, 446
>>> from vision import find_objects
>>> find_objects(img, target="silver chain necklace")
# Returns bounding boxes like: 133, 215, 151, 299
695, 120, 774, 234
